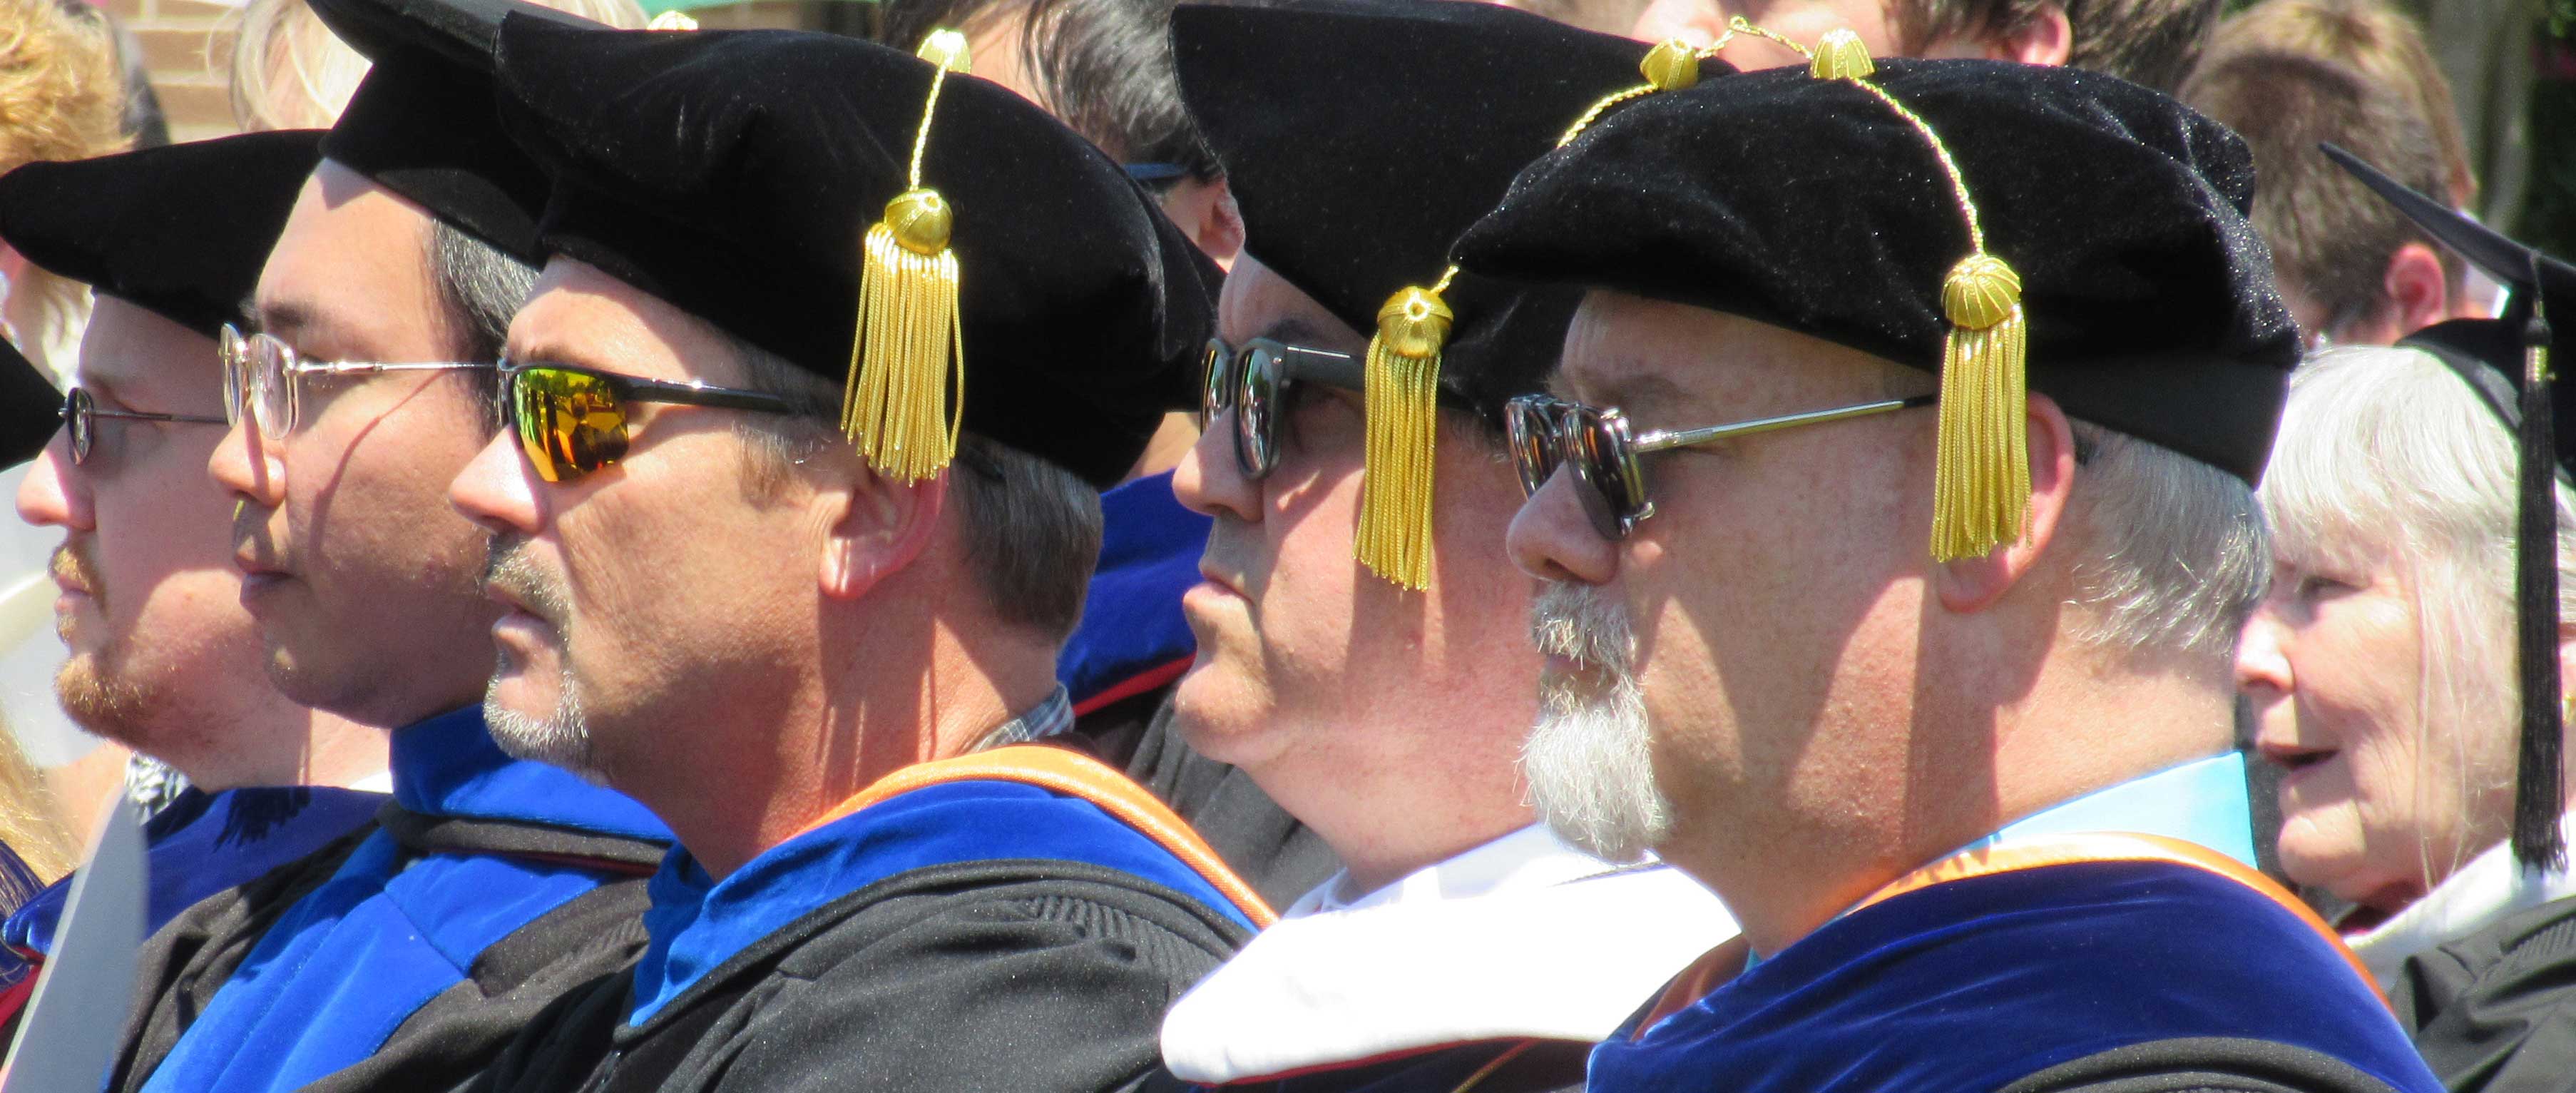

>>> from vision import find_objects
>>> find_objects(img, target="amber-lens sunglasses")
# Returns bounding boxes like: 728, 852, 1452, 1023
499, 360, 797, 483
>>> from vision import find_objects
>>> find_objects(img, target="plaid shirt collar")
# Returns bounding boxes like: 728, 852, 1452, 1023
971, 685, 1075, 751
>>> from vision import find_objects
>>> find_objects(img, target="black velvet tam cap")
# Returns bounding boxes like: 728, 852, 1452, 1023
490, 16, 1220, 489
1, 337, 56, 468
2336, 141, 2576, 872
1172, 0, 1669, 422
1454, 58, 2300, 486
0, 131, 324, 339
311, 0, 593, 262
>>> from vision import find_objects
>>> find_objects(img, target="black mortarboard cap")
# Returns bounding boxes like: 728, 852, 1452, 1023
2333, 142, 2576, 872
490, 17, 1220, 489
1, 339, 56, 468
1174, 0, 1702, 587
0, 131, 323, 338
310, 0, 591, 261
1175, 0, 1660, 420
1456, 57, 2299, 496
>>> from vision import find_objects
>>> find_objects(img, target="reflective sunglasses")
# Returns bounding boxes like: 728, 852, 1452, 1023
59, 387, 225, 465
1198, 337, 1364, 479
1505, 392, 1936, 540
499, 360, 797, 483
220, 324, 492, 439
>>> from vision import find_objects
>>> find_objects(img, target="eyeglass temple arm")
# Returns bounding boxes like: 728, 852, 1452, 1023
619, 377, 799, 415
302, 361, 495, 375
1631, 395, 1936, 454
1282, 347, 1366, 393
66, 403, 229, 425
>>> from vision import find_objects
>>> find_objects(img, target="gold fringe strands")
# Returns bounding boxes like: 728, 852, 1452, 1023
845, 29, 973, 483
1931, 253, 2028, 559
1355, 268, 1457, 591
1744, 16, 2029, 560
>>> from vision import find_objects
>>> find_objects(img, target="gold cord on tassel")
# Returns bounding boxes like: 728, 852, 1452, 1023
1354, 267, 1457, 591
1558, 37, 1724, 147
845, 29, 973, 482
1742, 19, 2029, 559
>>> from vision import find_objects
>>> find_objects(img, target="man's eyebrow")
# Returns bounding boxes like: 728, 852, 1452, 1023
506, 337, 620, 375
1557, 361, 1691, 412
1254, 317, 1324, 347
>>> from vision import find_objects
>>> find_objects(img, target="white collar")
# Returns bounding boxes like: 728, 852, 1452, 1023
1162, 823, 1737, 1084
1285, 823, 1620, 917
2346, 810, 2576, 981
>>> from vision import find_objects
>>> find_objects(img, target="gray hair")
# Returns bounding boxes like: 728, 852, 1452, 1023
2258, 345, 2576, 880
2059, 420, 2271, 671
725, 338, 1103, 642
426, 218, 535, 366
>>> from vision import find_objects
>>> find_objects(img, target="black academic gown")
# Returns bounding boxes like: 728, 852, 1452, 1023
2391, 892, 2576, 1093
107, 709, 671, 1093
465, 746, 1267, 1093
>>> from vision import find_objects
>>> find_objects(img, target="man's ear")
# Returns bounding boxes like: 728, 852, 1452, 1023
2381, 242, 2455, 340
1987, 3, 2072, 65
1933, 391, 2077, 613
817, 460, 948, 601
1162, 177, 1244, 272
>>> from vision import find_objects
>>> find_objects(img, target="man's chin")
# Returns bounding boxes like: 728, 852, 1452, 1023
56, 652, 153, 744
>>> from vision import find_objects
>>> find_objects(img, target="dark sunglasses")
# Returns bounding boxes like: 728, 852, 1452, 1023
498, 360, 797, 483
1505, 392, 1936, 540
59, 387, 225, 465
1198, 337, 1364, 479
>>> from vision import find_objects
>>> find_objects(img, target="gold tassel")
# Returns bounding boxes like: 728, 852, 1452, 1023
1354, 272, 1455, 591
1809, 28, 1874, 79
644, 10, 697, 31
845, 29, 972, 482
1930, 253, 2028, 561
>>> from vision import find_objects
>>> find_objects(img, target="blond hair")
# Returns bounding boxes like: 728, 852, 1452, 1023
230, 0, 648, 131
0, 716, 73, 888
0, 0, 131, 382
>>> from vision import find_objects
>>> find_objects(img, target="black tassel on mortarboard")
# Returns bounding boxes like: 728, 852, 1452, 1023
2515, 260, 2567, 873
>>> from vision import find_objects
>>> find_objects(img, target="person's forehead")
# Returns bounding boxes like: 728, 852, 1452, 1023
506, 257, 737, 386
254, 163, 434, 353
1217, 255, 1368, 354
1560, 290, 1909, 409
78, 296, 218, 395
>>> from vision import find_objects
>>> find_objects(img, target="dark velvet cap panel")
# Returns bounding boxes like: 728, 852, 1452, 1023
310, 0, 591, 262
1455, 59, 2301, 484
1171, 0, 1670, 422
0, 130, 324, 339
490, 17, 1220, 488
1, 338, 57, 468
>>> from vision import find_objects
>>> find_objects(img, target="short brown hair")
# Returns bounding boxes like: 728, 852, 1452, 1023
727, 338, 1103, 644
2179, 48, 2455, 338
2204, 0, 2473, 208
1891, 0, 2220, 92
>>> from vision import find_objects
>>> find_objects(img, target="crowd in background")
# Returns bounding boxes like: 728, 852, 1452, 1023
0, 0, 2557, 1089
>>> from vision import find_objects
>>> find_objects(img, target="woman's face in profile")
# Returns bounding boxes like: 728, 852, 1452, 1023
2237, 553, 2515, 912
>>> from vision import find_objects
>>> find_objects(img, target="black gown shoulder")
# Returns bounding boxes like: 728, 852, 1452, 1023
2388, 893, 2576, 1093
470, 858, 1255, 1093
110, 801, 665, 1093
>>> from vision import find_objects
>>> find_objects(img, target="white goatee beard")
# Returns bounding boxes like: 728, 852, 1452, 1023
1522, 581, 1673, 863
483, 652, 603, 785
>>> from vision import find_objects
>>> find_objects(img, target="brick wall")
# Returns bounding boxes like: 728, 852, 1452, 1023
111, 0, 817, 145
